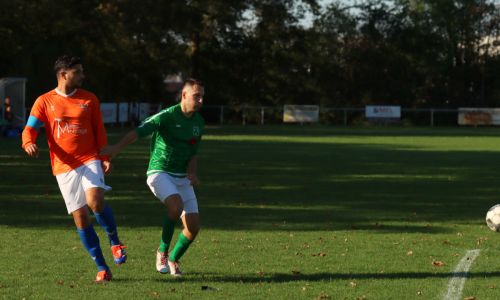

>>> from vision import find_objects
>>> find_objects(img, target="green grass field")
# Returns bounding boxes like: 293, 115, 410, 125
2, 125, 500, 299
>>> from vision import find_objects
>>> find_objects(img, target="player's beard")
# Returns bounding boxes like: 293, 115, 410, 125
69, 78, 83, 89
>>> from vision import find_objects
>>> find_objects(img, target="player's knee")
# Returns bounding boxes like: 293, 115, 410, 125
166, 206, 182, 219
88, 201, 104, 213
164, 197, 183, 219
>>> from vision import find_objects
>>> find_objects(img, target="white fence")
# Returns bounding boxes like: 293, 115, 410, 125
21, 103, 488, 127
200, 105, 462, 127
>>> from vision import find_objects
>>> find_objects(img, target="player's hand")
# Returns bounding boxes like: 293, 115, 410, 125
102, 160, 112, 175
24, 144, 39, 158
100, 145, 119, 159
187, 173, 200, 186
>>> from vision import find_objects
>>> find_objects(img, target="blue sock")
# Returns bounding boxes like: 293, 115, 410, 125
77, 225, 108, 271
94, 205, 120, 246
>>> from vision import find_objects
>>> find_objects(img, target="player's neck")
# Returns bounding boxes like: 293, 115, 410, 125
56, 83, 77, 97
180, 103, 194, 118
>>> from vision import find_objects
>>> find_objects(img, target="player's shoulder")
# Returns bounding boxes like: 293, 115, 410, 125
32, 90, 56, 108
166, 103, 180, 113
157, 103, 179, 119
194, 111, 205, 124
76, 89, 99, 101
144, 106, 171, 123
36, 89, 57, 102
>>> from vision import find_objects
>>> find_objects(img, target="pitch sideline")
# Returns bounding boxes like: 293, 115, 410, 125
443, 249, 481, 300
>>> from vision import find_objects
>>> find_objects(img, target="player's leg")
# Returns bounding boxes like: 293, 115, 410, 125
160, 194, 183, 251
57, 165, 111, 282
147, 173, 183, 273
73, 207, 111, 281
83, 161, 127, 265
169, 212, 199, 258
168, 179, 200, 276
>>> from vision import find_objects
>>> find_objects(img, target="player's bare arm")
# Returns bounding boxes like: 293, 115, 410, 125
100, 130, 138, 159
187, 155, 199, 186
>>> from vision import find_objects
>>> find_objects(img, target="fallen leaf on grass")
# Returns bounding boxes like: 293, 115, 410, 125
149, 291, 160, 298
476, 237, 488, 246
407, 251, 413, 256
432, 261, 445, 267
316, 292, 331, 299
463, 297, 475, 300
349, 281, 357, 288
56, 280, 64, 285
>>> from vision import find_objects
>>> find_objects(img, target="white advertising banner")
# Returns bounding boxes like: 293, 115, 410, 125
365, 105, 401, 119
100, 103, 117, 124
118, 103, 129, 123
139, 103, 150, 121
283, 105, 319, 123
458, 108, 500, 125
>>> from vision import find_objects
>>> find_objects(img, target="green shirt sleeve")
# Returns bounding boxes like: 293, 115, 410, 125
135, 114, 161, 138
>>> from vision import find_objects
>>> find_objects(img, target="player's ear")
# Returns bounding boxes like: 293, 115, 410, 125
58, 70, 66, 80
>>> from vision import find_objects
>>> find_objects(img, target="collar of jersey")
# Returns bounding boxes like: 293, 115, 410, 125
55, 88, 78, 98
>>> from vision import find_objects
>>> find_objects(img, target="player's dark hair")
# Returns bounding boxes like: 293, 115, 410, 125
54, 55, 82, 74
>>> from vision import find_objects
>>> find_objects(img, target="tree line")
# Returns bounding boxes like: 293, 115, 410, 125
1, 0, 500, 108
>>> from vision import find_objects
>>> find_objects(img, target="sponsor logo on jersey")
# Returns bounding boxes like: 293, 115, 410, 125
193, 126, 200, 136
54, 118, 88, 138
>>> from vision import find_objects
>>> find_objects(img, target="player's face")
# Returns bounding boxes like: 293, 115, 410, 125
63, 64, 85, 88
183, 84, 204, 113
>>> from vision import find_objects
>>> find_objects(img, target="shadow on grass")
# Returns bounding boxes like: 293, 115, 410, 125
2, 127, 500, 231
0, 198, 453, 233
111, 271, 500, 284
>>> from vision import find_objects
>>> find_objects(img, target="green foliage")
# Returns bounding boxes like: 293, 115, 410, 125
1, 0, 500, 109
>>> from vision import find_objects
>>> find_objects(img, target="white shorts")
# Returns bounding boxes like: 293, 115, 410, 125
146, 172, 199, 216
55, 160, 111, 214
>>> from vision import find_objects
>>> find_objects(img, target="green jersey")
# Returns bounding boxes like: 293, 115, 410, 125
135, 104, 205, 176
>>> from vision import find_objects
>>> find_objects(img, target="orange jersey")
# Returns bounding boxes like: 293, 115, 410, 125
22, 89, 109, 175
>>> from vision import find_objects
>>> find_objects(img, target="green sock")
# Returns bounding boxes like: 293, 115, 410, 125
169, 232, 192, 262
159, 216, 176, 253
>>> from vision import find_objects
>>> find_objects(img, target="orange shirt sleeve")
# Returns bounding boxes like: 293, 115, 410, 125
22, 97, 47, 149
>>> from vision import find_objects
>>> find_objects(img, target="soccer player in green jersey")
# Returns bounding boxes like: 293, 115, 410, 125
101, 78, 205, 276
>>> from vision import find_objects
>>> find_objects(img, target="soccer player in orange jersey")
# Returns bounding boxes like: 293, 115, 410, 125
21, 55, 126, 282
